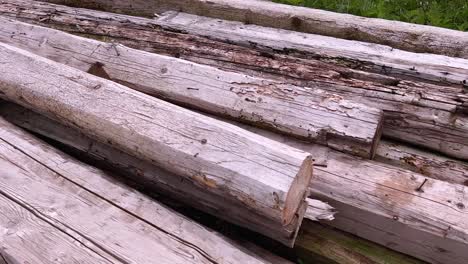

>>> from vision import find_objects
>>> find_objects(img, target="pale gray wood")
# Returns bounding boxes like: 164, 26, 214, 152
0, 101, 336, 223
376, 140, 468, 186
4, 0, 467, 86
2, 101, 466, 264
2, 3, 468, 160
312, 151, 468, 264
0, 193, 116, 264
0, 43, 316, 246
0, 116, 292, 264
0, 15, 383, 159
39, 0, 468, 59
157, 11, 468, 86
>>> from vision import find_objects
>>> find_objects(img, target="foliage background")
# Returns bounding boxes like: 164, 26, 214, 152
273, 0, 468, 31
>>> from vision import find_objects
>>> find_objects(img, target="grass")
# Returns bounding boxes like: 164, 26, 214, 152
273, 0, 468, 31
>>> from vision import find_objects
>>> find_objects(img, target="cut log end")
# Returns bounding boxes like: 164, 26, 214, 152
282, 155, 314, 226
370, 113, 385, 160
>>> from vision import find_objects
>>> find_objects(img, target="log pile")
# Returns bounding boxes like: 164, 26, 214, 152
0, 0, 467, 263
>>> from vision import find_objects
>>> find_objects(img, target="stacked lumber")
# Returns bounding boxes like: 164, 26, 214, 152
1, 0, 467, 264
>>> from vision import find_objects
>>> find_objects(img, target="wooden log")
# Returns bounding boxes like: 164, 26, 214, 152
39, 0, 468, 59
0, 117, 291, 264
376, 140, 468, 186
0, 101, 336, 222
312, 151, 468, 264
5, 0, 468, 87
0, 106, 427, 264
0, 16, 384, 159
296, 221, 426, 264
2, 3, 468, 160
4, 106, 425, 264
0, 42, 316, 246
3, 101, 468, 264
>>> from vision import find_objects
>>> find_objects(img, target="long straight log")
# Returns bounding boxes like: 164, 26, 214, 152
296, 222, 426, 264
0, 101, 336, 222
7, 0, 468, 88
0, 16, 384, 159
2, 2, 468, 160
3, 101, 468, 264
39, 0, 468, 59
0, 42, 315, 246
376, 140, 468, 186
0, 117, 291, 264
5, 0, 468, 87
0, 105, 423, 264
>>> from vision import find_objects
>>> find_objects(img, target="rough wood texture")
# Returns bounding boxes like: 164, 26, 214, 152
376, 140, 468, 186
0, 117, 291, 264
6, 0, 468, 87
0, 15, 383, 159
311, 151, 468, 264
5, 0, 468, 87
296, 221, 426, 264
2, 1, 468, 160
0, 101, 336, 223
0, 42, 316, 246
2, 101, 467, 264
39, 0, 468, 59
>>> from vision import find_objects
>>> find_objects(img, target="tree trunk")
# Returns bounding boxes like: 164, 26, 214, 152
0, 116, 291, 264
2, 2, 468, 160
0, 42, 317, 246
0, 15, 384, 159
39, 0, 468, 59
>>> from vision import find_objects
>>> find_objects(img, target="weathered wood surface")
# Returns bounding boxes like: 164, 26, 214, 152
3, 101, 467, 264
0, 15, 383, 159
157, 11, 468, 86
39, 0, 468, 59
7, 0, 468, 87
6, 0, 468, 87
0, 117, 291, 264
0, 101, 336, 223
0, 43, 317, 246
2, 3, 468, 161
296, 221, 426, 264
376, 140, 468, 186
312, 151, 468, 264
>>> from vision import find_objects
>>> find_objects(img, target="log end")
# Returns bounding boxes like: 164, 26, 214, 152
370, 113, 385, 159
282, 155, 314, 226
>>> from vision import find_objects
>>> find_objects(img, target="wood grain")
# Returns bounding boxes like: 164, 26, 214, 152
0, 13, 384, 158
0, 116, 291, 264
3, 101, 467, 264
39, 0, 468, 58
2, 1, 468, 160
0, 42, 315, 246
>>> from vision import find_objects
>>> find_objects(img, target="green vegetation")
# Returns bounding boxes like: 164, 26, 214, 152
273, 0, 468, 31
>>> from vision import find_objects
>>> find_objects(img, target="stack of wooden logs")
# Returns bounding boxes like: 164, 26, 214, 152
0, 0, 467, 263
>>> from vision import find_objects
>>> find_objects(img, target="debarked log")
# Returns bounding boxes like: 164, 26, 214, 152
38, 0, 468, 59
3, 101, 468, 264
0, 15, 384, 158
2, 5, 468, 160
0, 42, 315, 246
0, 101, 336, 223
0, 116, 292, 264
